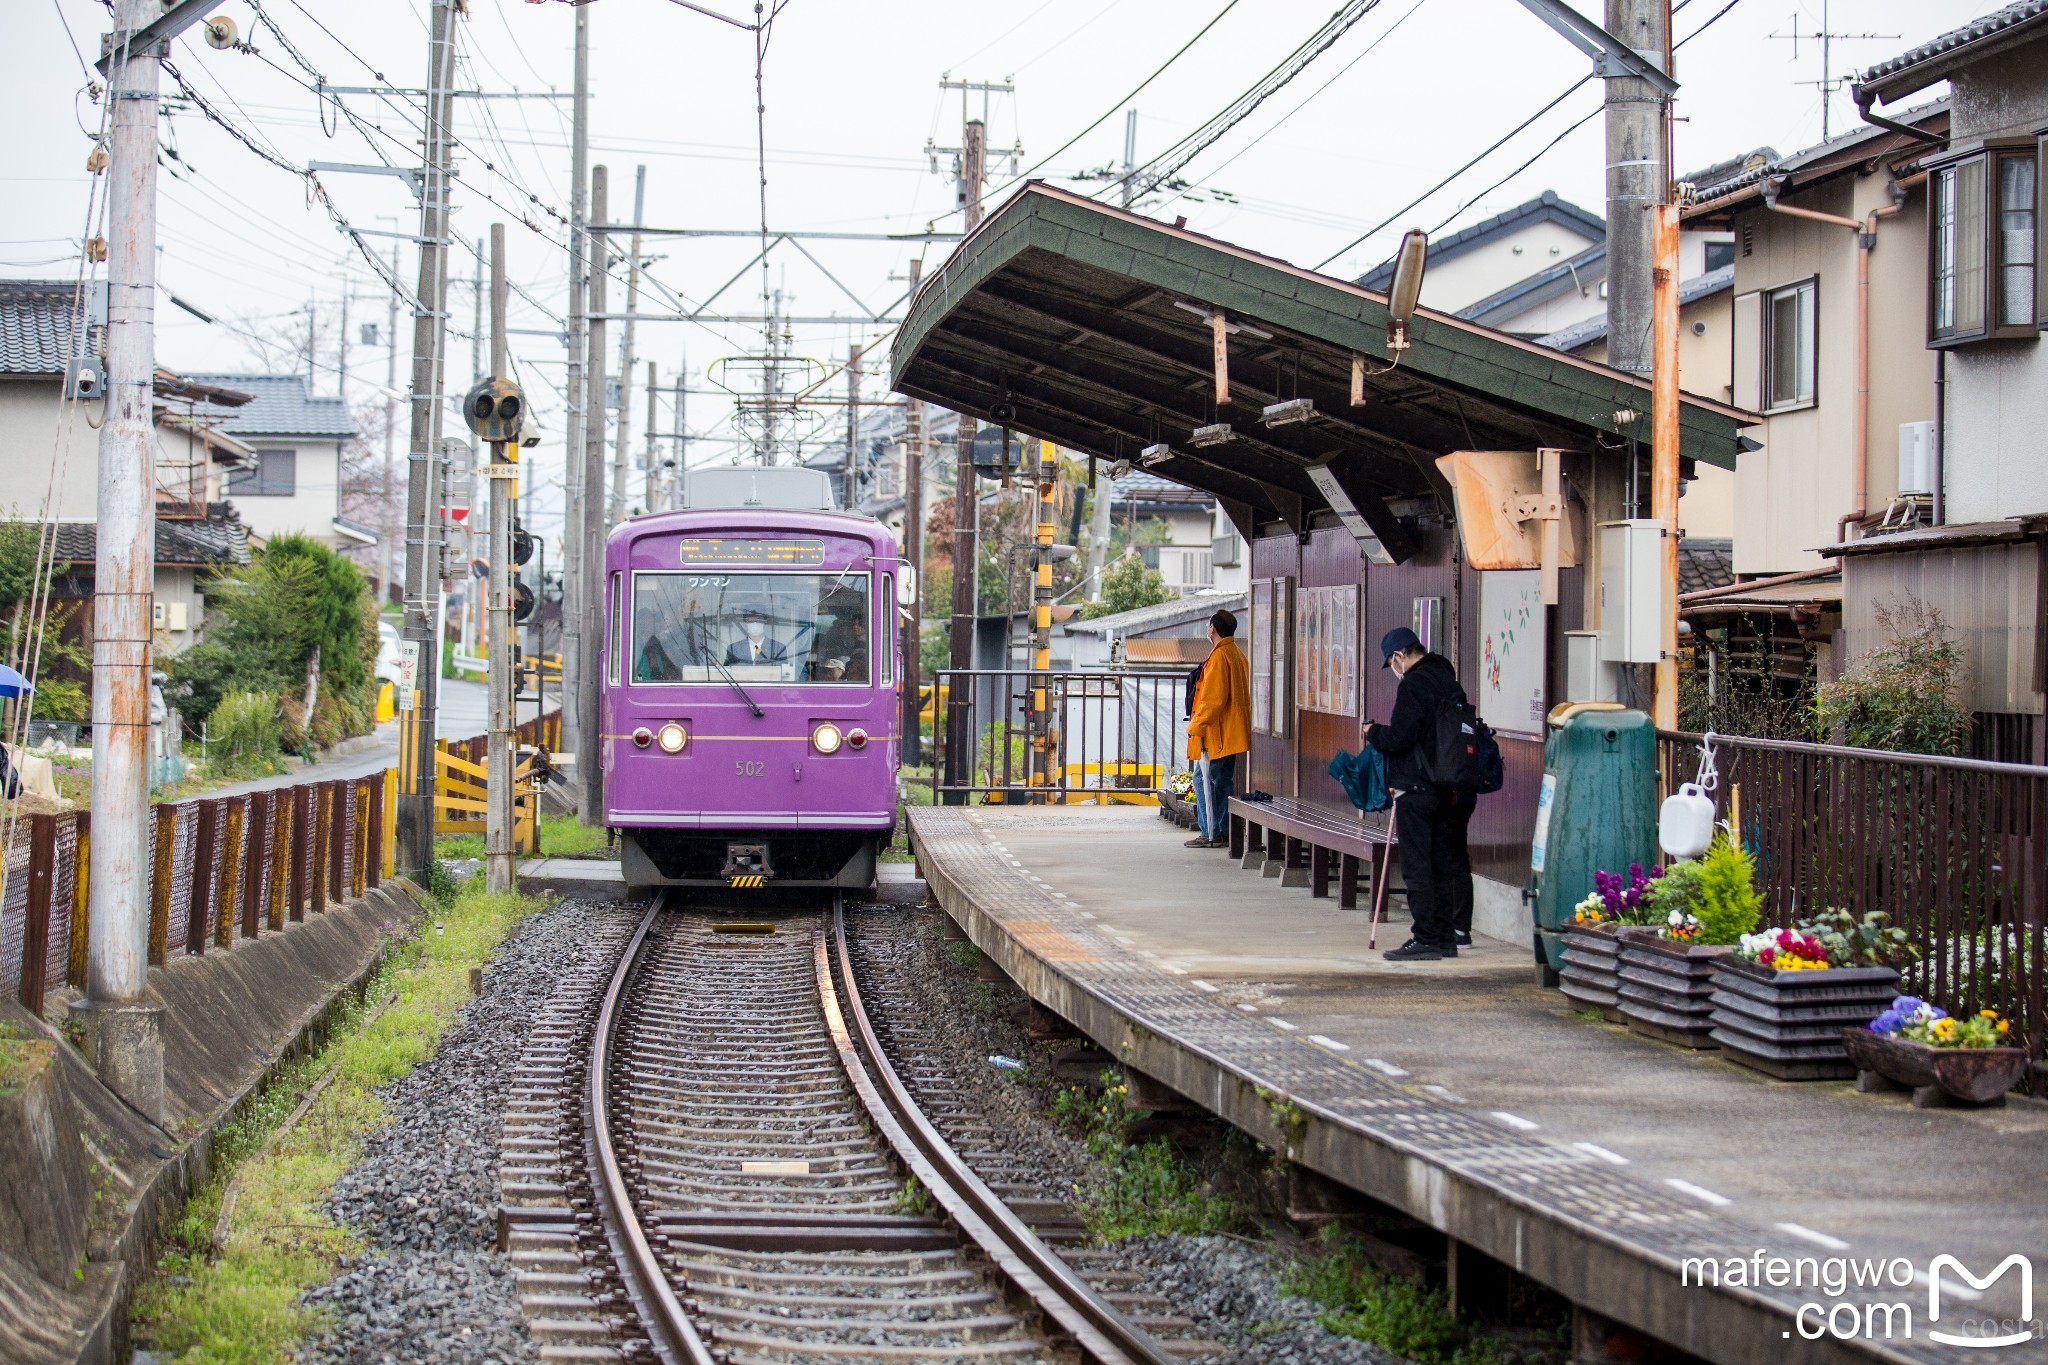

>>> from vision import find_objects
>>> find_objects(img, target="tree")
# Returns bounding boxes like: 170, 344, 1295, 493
1077, 550, 1174, 620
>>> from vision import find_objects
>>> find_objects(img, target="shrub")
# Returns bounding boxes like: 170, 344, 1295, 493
1077, 550, 1174, 620
1692, 835, 1762, 945
206, 692, 282, 764
1813, 597, 1970, 756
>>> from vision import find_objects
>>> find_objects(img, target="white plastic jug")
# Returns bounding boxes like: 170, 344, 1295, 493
1659, 782, 1716, 860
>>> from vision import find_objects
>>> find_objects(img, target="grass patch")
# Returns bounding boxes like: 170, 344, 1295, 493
435, 813, 612, 866
1053, 1072, 1241, 1243
1281, 1228, 1504, 1365
129, 880, 547, 1363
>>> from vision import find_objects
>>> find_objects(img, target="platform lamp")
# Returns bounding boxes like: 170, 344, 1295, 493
1384, 229, 1429, 354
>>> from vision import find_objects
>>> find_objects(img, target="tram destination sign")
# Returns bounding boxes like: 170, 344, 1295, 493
676, 537, 827, 567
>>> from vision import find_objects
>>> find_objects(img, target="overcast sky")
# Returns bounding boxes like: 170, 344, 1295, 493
6, 0, 1989, 543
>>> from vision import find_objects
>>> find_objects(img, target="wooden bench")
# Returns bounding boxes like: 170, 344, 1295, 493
1227, 795, 1395, 911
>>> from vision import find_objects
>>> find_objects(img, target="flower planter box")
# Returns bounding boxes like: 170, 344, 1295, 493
1158, 789, 1198, 829
1840, 1028, 2029, 1108
1707, 959, 1899, 1081
1559, 923, 1625, 1022
1617, 934, 1732, 1050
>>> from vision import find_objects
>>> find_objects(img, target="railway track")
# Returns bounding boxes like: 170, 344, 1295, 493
499, 897, 1188, 1364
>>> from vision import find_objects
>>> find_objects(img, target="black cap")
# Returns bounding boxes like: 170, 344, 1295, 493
1379, 626, 1421, 668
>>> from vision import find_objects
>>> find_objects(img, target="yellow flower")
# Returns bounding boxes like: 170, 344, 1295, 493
1980, 1008, 1999, 1019
1932, 1017, 1957, 1041
1997, 1020, 2012, 1035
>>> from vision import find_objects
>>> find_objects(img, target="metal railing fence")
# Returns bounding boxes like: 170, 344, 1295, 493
933, 669, 1187, 804
1659, 729, 2046, 1083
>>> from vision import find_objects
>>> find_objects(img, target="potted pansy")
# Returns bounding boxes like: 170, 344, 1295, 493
1616, 840, 1759, 1050
1162, 769, 1198, 827
1843, 996, 2028, 1108
1709, 910, 1913, 1081
1558, 864, 1660, 1021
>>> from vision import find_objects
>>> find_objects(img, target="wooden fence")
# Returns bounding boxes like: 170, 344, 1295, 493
1659, 729, 2046, 1082
1, 770, 393, 1011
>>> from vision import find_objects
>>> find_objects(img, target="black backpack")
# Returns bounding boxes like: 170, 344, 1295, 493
1422, 690, 1504, 794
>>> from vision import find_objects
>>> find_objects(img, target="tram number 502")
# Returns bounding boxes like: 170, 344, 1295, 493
734, 759, 766, 778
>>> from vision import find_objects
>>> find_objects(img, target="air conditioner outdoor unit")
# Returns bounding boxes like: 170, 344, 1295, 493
1898, 421, 1935, 496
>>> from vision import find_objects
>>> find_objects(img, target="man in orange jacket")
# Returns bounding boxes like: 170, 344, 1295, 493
1185, 609, 1251, 849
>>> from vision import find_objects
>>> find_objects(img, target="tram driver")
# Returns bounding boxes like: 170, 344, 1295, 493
725, 608, 789, 667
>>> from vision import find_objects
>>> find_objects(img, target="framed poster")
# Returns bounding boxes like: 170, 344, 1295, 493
1477, 569, 1546, 733
1250, 580, 1273, 733
1295, 584, 1359, 716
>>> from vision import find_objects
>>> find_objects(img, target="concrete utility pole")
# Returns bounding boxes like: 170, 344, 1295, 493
382, 245, 399, 605
1121, 109, 1139, 209
77, 0, 167, 1118
900, 262, 924, 768
613, 165, 646, 524
1087, 459, 1115, 601
643, 360, 659, 512
843, 343, 861, 510
578, 165, 610, 826
944, 112, 988, 800
673, 359, 687, 507
559, 6, 591, 815
486, 223, 516, 894
397, 0, 460, 884
1602, 0, 1667, 376
1648, 3, 1681, 730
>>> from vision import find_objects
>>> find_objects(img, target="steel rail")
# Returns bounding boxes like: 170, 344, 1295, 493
819, 903, 1180, 1365
586, 897, 718, 1365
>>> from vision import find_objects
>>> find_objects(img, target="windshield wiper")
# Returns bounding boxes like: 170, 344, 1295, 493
688, 619, 765, 717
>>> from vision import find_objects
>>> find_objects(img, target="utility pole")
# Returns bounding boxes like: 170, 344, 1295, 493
643, 360, 658, 513
337, 288, 350, 398
397, 0, 460, 883
944, 102, 990, 802
76, 0, 168, 1118
1087, 459, 1115, 601
1602, 0, 1666, 379
560, 6, 591, 818
578, 165, 610, 826
1648, 2, 1680, 731
614, 165, 646, 524
673, 358, 687, 506
485, 223, 516, 894
382, 245, 399, 606
1120, 109, 1139, 209
899, 265, 924, 768
844, 343, 861, 510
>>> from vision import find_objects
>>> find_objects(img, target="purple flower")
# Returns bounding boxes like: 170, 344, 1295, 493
1628, 863, 1644, 881
1869, 1010, 1904, 1035
1648, 864, 1665, 880
1892, 995, 1924, 1015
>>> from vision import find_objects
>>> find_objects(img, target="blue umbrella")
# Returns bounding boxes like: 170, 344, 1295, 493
0, 665, 34, 698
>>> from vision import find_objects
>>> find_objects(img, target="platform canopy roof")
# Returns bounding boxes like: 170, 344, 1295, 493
892, 184, 1753, 559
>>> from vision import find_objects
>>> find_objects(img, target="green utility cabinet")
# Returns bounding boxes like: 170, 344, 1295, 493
1529, 703, 1658, 978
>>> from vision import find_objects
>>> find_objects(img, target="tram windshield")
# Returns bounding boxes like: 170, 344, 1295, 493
631, 571, 872, 685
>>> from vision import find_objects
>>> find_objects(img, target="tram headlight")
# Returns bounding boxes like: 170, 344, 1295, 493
846, 727, 869, 750
811, 722, 844, 754
657, 721, 688, 754
631, 726, 653, 749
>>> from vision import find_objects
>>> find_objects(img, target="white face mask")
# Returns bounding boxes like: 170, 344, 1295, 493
1390, 654, 1408, 679
744, 620, 767, 641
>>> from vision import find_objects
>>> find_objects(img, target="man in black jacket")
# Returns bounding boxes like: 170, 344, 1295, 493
1363, 627, 1476, 961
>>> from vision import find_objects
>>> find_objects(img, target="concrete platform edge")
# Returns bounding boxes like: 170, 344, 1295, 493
907, 807, 1912, 1365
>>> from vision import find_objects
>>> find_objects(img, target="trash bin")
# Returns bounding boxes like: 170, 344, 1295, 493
1529, 702, 1657, 980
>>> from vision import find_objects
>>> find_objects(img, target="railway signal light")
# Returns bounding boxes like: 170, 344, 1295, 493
462, 376, 526, 444
513, 578, 536, 624
512, 522, 535, 566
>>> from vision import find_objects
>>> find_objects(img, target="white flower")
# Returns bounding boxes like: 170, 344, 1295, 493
1667, 909, 1684, 927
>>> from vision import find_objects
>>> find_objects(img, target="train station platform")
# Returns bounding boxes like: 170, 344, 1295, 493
907, 803, 2048, 1364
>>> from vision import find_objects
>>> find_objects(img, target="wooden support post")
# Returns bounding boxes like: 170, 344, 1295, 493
329, 782, 346, 904
188, 803, 215, 954
20, 814, 56, 1009
267, 795, 290, 932
149, 805, 174, 965
69, 813, 91, 981
1339, 852, 1361, 910
353, 781, 370, 899
1311, 844, 1331, 898
217, 800, 244, 949
368, 771, 385, 889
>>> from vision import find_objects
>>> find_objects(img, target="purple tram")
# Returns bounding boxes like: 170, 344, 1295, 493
599, 467, 904, 899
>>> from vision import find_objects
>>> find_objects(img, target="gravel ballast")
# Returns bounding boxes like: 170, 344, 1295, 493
299, 899, 629, 1365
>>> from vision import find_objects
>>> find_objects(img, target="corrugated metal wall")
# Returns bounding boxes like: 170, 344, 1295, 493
1841, 540, 2041, 715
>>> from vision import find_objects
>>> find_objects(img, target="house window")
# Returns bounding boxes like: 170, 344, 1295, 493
1704, 239, 1736, 273
1931, 147, 2038, 343
1763, 278, 1816, 411
227, 448, 296, 497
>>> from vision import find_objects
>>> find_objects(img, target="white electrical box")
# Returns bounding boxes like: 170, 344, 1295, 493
1564, 630, 1620, 702
1898, 421, 1935, 496
1598, 520, 1664, 663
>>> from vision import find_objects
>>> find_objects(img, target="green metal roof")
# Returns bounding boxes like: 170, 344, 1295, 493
893, 184, 1751, 551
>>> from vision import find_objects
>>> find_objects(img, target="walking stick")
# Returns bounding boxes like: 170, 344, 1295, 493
1366, 836, 1393, 949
